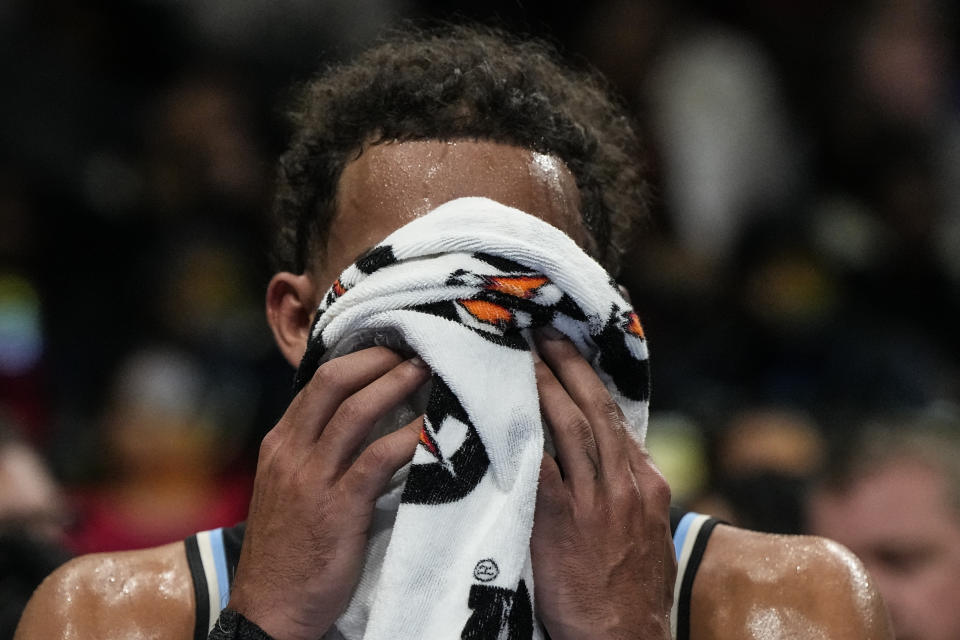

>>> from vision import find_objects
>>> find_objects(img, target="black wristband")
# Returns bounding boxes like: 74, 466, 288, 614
207, 608, 276, 640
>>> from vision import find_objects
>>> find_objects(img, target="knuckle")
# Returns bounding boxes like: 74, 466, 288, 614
352, 440, 392, 483
556, 413, 600, 464
561, 413, 593, 442
646, 472, 672, 508
258, 430, 282, 463
362, 439, 393, 469
334, 396, 367, 428
310, 360, 345, 394
594, 396, 625, 428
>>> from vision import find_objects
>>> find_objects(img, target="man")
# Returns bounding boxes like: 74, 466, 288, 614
17, 25, 891, 639
0, 422, 71, 638
808, 416, 960, 640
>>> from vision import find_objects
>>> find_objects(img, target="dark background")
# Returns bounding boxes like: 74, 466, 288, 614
1, 0, 958, 541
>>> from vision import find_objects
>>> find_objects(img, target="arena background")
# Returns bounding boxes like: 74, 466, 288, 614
1, 0, 958, 556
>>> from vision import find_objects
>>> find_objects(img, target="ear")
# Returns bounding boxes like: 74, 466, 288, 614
266, 272, 319, 368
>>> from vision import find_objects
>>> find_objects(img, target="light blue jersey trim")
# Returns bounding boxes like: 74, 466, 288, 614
672, 512, 698, 561
210, 527, 230, 610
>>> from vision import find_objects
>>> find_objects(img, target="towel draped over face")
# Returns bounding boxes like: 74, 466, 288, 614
295, 197, 649, 640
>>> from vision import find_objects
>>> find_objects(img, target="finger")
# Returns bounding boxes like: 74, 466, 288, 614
341, 416, 424, 503
280, 346, 408, 450
619, 448, 676, 585
625, 443, 673, 514
318, 357, 431, 471
535, 330, 629, 475
533, 453, 568, 520
535, 360, 600, 491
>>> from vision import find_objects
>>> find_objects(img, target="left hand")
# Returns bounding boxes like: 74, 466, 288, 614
530, 329, 676, 640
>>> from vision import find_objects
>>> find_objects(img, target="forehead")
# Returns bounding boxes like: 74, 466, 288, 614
317, 139, 584, 287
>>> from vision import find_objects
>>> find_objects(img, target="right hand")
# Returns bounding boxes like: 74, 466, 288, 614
227, 347, 430, 640
529, 331, 675, 640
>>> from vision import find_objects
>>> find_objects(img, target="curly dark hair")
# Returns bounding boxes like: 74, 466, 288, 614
272, 24, 649, 277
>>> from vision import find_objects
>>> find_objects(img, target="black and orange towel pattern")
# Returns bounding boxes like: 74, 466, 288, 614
457, 276, 549, 328
297, 247, 649, 406
290, 197, 651, 640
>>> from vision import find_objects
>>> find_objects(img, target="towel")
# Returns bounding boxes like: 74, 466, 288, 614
294, 196, 650, 640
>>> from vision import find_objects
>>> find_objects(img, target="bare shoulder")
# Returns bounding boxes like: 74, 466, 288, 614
690, 524, 893, 640
15, 541, 195, 640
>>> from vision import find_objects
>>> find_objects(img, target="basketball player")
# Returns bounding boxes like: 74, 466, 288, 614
16, 25, 891, 640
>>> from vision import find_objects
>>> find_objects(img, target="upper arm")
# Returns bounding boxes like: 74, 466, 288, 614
15, 542, 196, 640
690, 524, 893, 640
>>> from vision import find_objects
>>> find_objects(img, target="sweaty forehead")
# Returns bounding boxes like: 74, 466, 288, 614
316, 139, 585, 288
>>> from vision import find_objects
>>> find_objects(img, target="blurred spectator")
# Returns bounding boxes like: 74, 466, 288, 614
66, 347, 251, 554
808, 412, 960, 640
0, 420, 72, 637
645, 25, 802, 266
141, 71, 267, 220
688, 407, 825, 533
714, 406, 824, 478
0, 420, 68, 542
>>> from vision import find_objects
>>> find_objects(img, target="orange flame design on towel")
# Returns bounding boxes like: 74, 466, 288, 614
419, 424, 439, 457
459, 299, 513, 326
484, 276, 548, 299
626, 311, 645, 339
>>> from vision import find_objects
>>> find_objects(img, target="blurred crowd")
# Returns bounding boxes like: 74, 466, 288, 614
1, 0, 959, 636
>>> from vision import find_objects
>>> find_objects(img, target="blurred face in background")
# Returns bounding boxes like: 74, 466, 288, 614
0, 440, 67, 541
808, 458, 960, 640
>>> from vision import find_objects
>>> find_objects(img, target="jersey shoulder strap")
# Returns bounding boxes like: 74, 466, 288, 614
669, 507, 721, 640
185, 514, 719, 640
184, 522, 246, 640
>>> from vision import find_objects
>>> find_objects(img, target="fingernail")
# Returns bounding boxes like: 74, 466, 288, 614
539, 326, 565, 340
409, 356, 428, 368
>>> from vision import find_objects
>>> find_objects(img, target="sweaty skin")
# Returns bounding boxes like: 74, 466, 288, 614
319, 140, 589, 290
16, 140, 893, 640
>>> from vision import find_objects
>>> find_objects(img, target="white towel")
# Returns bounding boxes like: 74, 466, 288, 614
294, 197, 650, 640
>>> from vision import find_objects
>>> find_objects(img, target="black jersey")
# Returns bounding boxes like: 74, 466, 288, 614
186, 508, 719, 640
